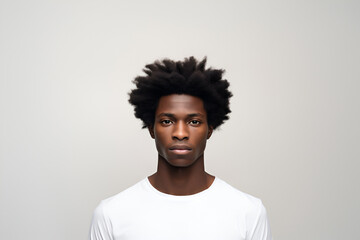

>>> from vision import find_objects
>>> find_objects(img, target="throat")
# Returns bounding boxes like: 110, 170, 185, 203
148, 153, 214, 195
148, 169, 215, 196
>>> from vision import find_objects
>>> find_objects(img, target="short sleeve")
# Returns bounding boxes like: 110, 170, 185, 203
88, 201, 114, 240
248, 201, 272, 240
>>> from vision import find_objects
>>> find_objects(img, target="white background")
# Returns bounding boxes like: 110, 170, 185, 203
1, 0, 359, 239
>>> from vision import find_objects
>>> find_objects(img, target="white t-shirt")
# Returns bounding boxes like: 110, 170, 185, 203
89, 177, 272, 240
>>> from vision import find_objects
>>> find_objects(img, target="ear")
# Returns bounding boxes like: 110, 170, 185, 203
148, 126, 155, 139
207, 126, 213, 139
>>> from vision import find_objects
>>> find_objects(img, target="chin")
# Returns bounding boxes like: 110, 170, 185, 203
166, 158, 196, 168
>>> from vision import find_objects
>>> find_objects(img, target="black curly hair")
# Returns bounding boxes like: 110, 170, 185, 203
128, 56, 232, 130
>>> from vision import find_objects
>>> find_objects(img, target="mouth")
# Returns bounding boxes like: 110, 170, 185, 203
169, 145, 192, 154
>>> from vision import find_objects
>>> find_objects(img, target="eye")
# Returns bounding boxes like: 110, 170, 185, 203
160, 119, 173, 125
189, 120, 201, 125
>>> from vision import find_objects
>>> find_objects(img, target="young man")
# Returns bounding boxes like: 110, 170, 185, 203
89, 57, 272, 240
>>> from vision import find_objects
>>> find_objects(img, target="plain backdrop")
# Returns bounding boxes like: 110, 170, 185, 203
1, 0, 359, 239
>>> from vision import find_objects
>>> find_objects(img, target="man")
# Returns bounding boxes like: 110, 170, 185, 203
89, 57, 272, 240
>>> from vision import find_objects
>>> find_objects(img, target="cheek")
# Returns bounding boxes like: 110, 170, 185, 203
154, 129, 169, 142
154, 130, 170, 152
193, 131, 209, 149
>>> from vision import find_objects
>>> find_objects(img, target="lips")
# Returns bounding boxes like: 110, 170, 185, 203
169, 145, 192, 154
169, 145, 192, 150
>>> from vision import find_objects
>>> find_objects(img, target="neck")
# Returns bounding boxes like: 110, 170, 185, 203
148, 155, 215, 196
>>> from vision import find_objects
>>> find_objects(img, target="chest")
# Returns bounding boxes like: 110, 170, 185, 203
111, 200, 247, 240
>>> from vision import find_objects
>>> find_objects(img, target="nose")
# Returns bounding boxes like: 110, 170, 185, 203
172, 121, 189, 140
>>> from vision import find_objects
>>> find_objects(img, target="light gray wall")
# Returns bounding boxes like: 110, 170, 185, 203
1, 0, 359, 239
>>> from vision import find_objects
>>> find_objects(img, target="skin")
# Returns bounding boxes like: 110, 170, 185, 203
148, 94, 215, 196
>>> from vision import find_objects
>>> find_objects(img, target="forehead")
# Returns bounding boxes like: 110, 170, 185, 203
156, 94, 206, 115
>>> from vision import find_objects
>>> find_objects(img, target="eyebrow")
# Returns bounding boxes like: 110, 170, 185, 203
157, 113, 205, 118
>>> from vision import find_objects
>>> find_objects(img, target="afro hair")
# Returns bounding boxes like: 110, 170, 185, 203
128, 56, 232, 130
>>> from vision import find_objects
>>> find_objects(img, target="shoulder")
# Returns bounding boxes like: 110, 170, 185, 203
214, 178, 264, 214
214, 178, 272, 240
214, 178, 272, 239
93, 178, 147, 218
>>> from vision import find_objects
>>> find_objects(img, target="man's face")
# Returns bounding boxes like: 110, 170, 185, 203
149, 94, 213, 167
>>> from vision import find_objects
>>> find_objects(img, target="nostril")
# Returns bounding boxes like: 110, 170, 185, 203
172, 123, 189, 140
172, 135, 189, 141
